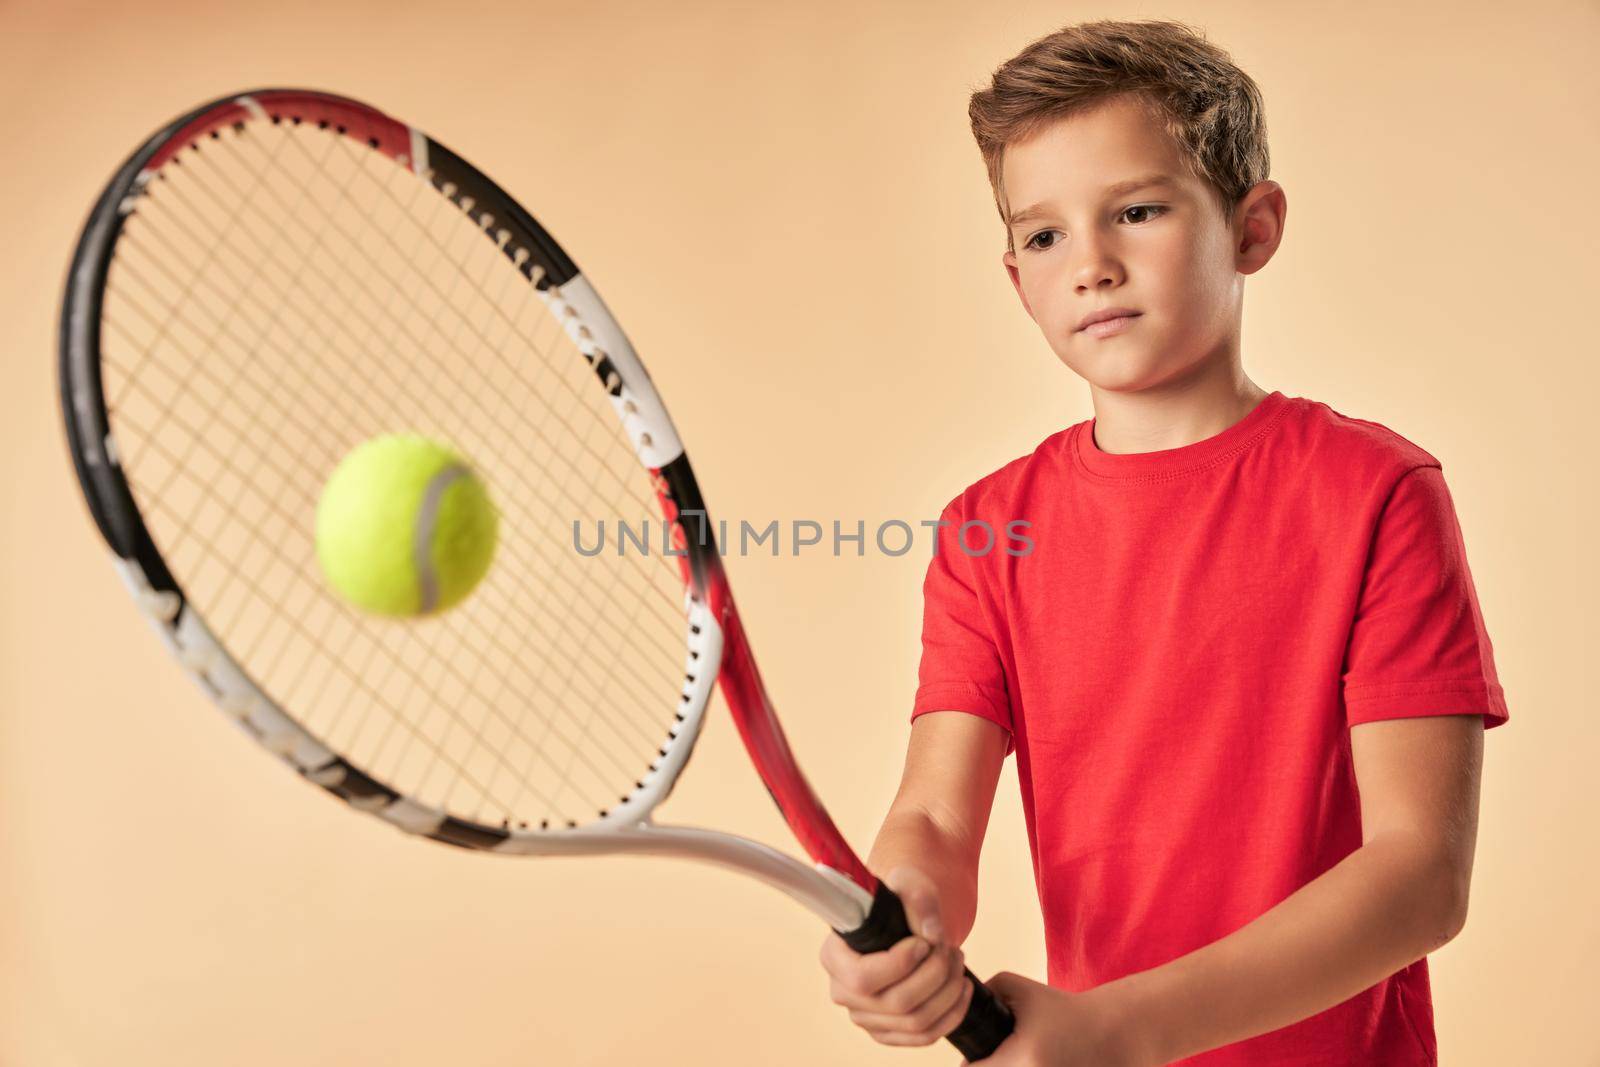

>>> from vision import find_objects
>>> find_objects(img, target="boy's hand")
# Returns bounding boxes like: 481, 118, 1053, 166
818, 865, 974, 1047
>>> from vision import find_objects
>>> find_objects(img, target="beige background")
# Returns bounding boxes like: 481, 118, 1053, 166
2, 0, 1594, 1063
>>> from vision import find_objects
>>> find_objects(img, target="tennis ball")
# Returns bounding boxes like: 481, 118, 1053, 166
315, 434, 498, 618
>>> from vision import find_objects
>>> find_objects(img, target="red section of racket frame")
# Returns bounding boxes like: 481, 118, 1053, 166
705, 561, 878, 895
646, 463, 876, 894
143, 90, 414, 172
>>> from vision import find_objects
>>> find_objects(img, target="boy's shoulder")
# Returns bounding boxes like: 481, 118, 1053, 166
1276, 393, 1445, 486
939, 393, 1444, 516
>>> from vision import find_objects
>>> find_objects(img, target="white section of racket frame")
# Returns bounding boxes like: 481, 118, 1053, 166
110, 556, 875, 934
543, 274, 685, 471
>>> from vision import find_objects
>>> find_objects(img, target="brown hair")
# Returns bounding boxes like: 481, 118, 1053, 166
968, 19, 1270, 248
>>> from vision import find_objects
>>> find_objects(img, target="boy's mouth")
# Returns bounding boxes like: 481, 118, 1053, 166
1077, 308, 1142, 336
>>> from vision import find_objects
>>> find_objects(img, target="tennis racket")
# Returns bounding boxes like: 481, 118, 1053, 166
58, 88, 1013, 1060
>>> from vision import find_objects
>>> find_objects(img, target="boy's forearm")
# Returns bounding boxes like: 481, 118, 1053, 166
866, 805, 981, 944
1095, 833, 1466, 1066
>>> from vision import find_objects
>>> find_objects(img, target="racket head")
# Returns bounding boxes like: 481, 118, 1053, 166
60, 87, 728, 849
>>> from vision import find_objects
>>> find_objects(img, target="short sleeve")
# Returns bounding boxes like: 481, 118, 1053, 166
910, 497, 1016, 753
1341, 465, 1509, 729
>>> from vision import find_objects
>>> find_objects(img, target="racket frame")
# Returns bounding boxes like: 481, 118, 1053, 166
60, 87, 873, 927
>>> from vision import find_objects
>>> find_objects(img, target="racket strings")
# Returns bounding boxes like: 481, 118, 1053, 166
116, 131, 678, 819
99, 117, 699, 829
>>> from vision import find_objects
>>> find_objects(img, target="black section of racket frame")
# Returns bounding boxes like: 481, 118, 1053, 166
420, 138, 579, 290
59, 94, 220, 591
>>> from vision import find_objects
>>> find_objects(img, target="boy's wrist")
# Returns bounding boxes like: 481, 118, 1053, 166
1085, 973, 1176, 1067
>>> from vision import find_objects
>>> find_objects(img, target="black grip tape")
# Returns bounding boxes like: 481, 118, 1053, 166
837, 883, 1015, 1061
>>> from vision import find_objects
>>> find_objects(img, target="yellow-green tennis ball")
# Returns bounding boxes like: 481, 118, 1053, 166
315, 435, 498, 618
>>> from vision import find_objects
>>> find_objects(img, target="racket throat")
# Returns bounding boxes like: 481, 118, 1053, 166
520, 824, 874, 931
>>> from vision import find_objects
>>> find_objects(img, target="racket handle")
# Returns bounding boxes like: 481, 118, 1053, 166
837, 882, 1015, 1061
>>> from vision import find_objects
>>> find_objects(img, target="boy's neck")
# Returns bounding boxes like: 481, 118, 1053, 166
1088, 363, 1270, 456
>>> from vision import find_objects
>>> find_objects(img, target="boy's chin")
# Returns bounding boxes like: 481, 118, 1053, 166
1056, 341, 1219, 397
1055, 350, 1170, 393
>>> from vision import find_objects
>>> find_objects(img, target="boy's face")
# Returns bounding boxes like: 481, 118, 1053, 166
1000, 94, 1274, 395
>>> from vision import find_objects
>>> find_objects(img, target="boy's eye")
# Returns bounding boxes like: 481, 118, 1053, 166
1121, 204, 1168, 224
1022, 205, 1168, 252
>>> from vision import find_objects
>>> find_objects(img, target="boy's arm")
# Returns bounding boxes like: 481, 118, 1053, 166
866, 709, 1009, 945
1070, 712, 1483, 1066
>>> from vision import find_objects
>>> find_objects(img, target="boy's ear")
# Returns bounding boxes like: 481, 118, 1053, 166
1002, 250, 1036, 320
1233, 180, 1287, 276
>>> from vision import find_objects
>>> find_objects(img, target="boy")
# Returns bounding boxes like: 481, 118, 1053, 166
818, 19, 1508, 1066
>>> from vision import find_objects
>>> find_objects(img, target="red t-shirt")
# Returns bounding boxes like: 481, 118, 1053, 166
911, 390, 1508, 1065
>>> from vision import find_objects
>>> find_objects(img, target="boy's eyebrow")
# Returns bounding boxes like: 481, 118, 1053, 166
1006, 174, 1179, 229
